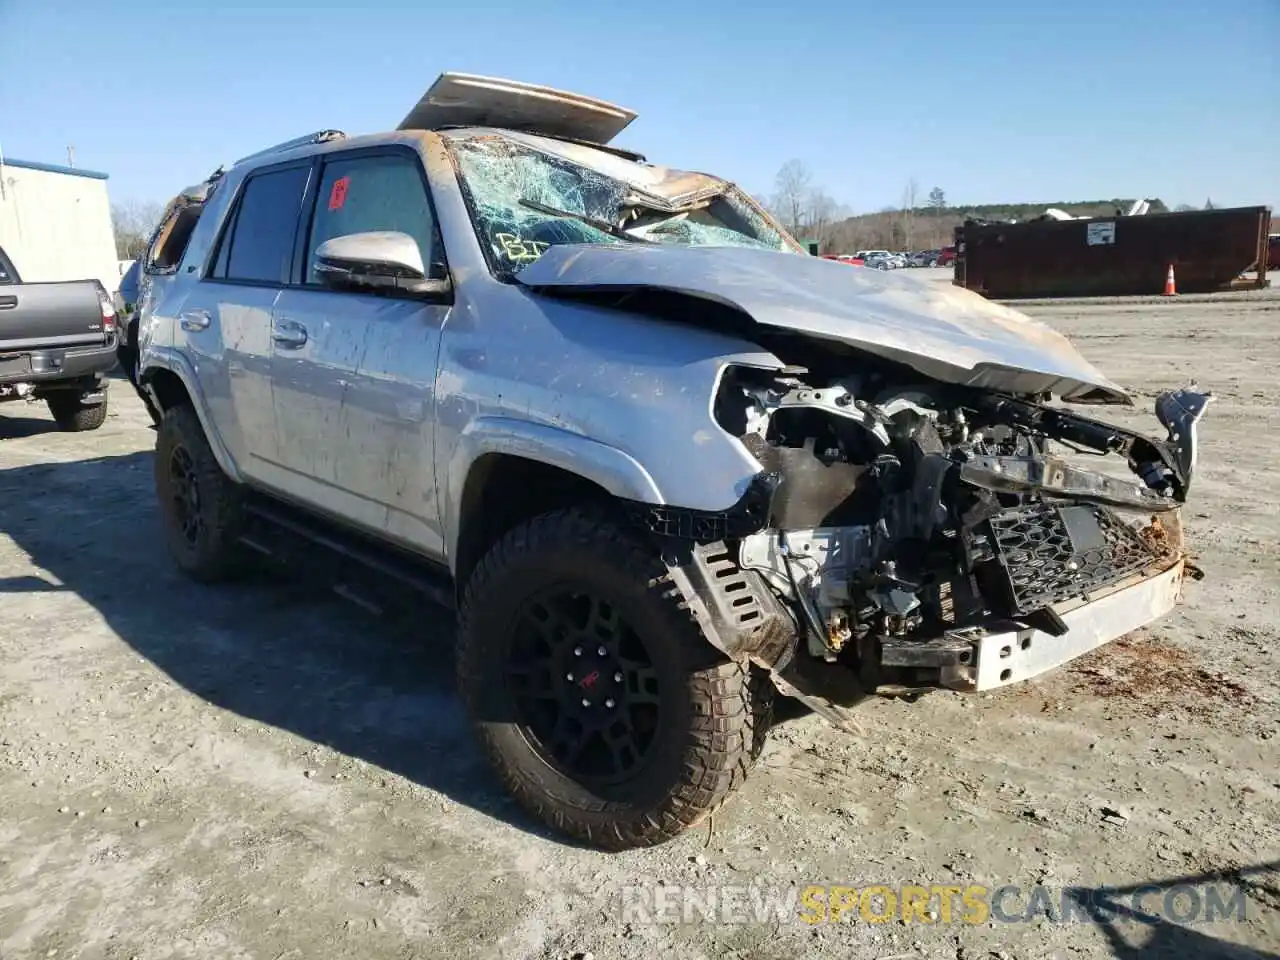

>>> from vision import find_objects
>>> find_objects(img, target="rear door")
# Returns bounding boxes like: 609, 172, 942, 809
182, 160, 312, 482
269, 147, 450, 554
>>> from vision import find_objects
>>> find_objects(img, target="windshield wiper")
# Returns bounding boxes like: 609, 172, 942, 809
517, 199, 651, 243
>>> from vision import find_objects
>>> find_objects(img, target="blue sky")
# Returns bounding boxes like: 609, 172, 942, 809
1, 0, 1277, 215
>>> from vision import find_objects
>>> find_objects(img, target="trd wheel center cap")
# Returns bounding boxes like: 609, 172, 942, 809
562, 639, 625, 724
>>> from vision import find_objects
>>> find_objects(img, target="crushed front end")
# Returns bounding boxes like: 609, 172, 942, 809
656, 366, 1212, 727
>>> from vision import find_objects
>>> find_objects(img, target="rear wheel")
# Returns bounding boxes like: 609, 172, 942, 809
456, 508, 771, 850
47, 390, 108, 432
154, 405, 244, 582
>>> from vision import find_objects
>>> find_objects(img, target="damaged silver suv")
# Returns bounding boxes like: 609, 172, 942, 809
136, 73, 1211, 850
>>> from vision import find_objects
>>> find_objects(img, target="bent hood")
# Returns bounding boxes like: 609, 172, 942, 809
516, 244, 1128, 403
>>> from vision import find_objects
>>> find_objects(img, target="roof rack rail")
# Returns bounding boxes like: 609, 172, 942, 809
233, 130, 347, 167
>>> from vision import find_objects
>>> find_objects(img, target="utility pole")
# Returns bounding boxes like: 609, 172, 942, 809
66, 145, 75, 168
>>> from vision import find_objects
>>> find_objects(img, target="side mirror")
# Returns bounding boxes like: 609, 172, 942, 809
314, 231, 451, 296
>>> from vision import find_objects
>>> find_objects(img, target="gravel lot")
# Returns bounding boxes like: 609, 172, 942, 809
1, 291, 1278, 960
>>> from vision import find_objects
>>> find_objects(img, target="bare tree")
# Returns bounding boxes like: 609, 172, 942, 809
1173, 203, 1196, 213
807, 190, 848, 252
771, 160, 814, 237
928, 186, 946, 212
111, 200, 165, 260
903, 178, 919, 210
901, 177, 919, 250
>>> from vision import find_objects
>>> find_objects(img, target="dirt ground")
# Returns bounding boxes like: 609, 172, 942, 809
1, 292, 1278, 960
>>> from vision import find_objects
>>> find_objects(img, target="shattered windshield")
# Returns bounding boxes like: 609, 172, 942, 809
447, 133, 798, 274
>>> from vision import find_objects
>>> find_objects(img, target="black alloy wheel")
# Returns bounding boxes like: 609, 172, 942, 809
455, 508, 773, 850
154, 404, 244, 582
506, 589, 664, 786
168, 443, 204, 547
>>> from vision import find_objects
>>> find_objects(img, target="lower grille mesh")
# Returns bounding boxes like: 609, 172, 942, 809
988, 503, 1161, 614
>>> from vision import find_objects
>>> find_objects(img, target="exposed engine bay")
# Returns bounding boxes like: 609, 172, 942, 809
665, 363, 1212, 719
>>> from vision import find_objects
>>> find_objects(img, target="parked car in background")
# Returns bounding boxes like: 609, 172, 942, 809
0, 242, 118, 430
856, 250, 903, 269
908, 250, 937, 268
114, 259, 141, 320
936, 245, 957, 267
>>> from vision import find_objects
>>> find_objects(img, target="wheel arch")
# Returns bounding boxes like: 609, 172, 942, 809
447, 417, 666, 591
139, 351, 243, 483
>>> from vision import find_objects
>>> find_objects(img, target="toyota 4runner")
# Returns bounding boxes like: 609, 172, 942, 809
136, 73, 1211, 850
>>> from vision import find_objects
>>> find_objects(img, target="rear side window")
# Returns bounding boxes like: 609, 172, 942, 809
150, 205, 203, 274
0, 248, 13, 284
213, 165, 311, 284
304, 153, 439, 284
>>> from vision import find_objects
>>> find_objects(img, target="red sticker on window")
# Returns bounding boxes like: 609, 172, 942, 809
328, 176, 350, 211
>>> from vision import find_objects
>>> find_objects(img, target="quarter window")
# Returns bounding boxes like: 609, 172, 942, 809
305, 154, 439, 284
214, 165, 311, 284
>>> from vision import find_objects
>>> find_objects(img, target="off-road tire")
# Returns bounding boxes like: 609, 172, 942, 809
46, 390, 108, 432
154, 404, 244, 582
456, 508, 773, 851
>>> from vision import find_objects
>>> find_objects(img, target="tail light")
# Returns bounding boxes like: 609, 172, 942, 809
96, 284, 117, 335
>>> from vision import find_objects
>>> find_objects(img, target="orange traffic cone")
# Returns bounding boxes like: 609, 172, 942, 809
1163, 263, 1178, 296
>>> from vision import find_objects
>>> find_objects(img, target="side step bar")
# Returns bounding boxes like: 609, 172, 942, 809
238, 495, 455, 615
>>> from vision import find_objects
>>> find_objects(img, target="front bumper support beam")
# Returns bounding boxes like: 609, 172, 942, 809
943, 561, 1185, 691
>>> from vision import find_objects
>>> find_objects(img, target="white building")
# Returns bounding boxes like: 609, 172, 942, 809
0, 156, 120, 292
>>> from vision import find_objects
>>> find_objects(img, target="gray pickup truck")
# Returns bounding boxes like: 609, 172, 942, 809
0, 244, 118, 431
136, 74, 1211, 851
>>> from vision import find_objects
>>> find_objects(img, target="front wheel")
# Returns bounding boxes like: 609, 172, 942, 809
456, 508, 772, 850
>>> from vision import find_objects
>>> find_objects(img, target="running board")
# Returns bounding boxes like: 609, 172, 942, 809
238, 495, 455, 615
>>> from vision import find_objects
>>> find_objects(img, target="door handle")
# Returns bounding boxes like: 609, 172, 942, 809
272, 319, 308, 349
0, 295, 17, 309
180, 309, 211, 331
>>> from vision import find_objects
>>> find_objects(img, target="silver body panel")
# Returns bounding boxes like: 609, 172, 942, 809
517, 244, 1128, 403
138, 126, 1138, 565
138, 129, 781, 571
